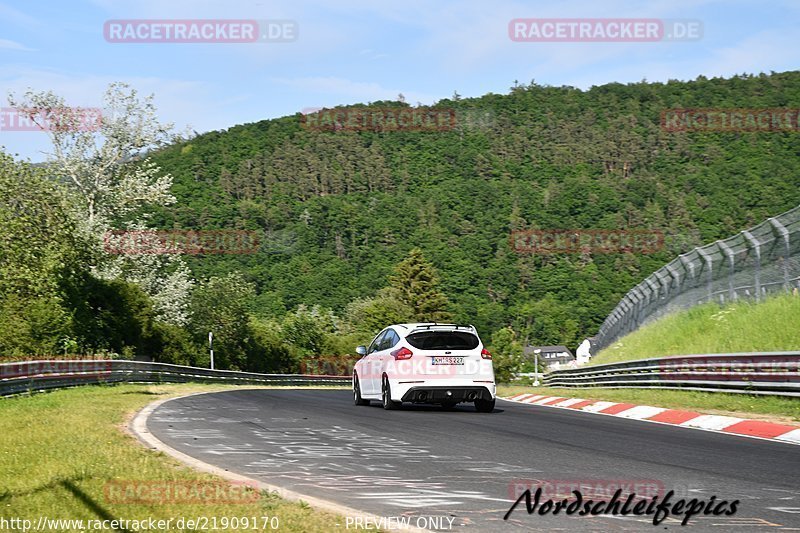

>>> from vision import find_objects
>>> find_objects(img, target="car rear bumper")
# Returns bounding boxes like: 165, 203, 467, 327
399, 385, 495, 403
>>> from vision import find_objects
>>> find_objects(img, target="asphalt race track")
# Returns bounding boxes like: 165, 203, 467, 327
146, 389, 800, 532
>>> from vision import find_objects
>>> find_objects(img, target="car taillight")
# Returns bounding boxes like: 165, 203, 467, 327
481, 348, 492, 360
391, 347, 413, 360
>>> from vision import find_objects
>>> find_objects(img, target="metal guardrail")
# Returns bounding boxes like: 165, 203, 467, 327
0, 360, 351, 397
542, 352, 800, 397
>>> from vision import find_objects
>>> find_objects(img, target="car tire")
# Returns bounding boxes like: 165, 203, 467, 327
382, 376, 401, 410
474, 398, 495, 413
353, 374, 370, 406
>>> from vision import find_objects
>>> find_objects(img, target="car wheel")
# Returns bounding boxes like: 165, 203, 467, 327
474, 398, 495, 413
353, 374, 370, 406
382, 376, 401, 410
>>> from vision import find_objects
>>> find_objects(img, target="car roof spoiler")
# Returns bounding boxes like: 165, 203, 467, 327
410, 323, 475, 332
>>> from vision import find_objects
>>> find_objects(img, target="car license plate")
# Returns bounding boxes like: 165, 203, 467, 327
431, 356, 464, 365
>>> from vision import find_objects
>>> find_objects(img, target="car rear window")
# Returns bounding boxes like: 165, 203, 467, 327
406, 331, 480, 350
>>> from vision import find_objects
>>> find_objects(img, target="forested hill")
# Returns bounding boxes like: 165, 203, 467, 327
149, 71, 800, 349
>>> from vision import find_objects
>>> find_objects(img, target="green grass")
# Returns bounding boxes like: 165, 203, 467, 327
502, 294, 800, 423
592, 292, 800, 366
0, 383, 373, 532
497, 384, 800, 423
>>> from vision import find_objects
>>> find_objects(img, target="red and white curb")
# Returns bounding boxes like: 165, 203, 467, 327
502, 393, 800, 445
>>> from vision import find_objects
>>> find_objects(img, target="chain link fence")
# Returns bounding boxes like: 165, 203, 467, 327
594, 204, 800, 353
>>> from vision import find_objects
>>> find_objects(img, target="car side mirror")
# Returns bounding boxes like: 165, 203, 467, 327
356, 345, 367, 356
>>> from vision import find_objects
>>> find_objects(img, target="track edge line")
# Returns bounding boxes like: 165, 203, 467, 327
498, 396, 800, 447
127, 389, 432, 533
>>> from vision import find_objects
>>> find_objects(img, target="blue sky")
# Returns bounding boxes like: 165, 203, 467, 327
1, 0, 799, 161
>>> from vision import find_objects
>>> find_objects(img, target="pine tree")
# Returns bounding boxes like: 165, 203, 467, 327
389, 249, 452, 322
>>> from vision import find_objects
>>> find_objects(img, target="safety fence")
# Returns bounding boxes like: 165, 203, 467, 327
543, 352, 800, 397
0, 360, 350, 397
594, 204, 800, 352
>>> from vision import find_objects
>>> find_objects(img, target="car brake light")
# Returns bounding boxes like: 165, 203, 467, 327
481, 348, 492, 360
391, 347, 413, 360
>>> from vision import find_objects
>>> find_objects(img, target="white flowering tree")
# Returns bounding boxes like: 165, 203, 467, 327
9, 83, 194, 325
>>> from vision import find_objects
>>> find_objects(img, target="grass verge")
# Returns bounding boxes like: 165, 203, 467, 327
0, 383, 372, 532
592, 292, 800, 365
497, 384, 800, 425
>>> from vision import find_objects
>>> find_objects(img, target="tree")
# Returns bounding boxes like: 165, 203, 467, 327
9, 82, 176, 230
188, 272, 255, 370
100, 243, 194, 326
343, 287, 414, 334
488, 327, 523, 383
514, 294, 580, 348
389, 248, 452, 322
0, 152, 85, 301
138, 71, 800, 363
281, 304, 338, 357
72, 277, 161, 357
0, 152, 84, 355
9, 83, 193, 325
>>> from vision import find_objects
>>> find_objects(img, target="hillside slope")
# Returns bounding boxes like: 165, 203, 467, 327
591, 292, 800, 365
149, 71, 800, 348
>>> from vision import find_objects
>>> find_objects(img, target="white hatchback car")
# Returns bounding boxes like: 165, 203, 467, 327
353, 323, 496, 412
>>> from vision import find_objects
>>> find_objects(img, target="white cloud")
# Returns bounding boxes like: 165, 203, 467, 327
0, 38, 33, 51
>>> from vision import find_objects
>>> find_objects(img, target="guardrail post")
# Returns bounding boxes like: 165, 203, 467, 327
631, 287, 645, 326
653, 270, 671, 319
716, 240, 736, 301
665, 262, 682, 300
678, 253, 696, 289
654, 270, 670, 299
644, 278, 658, 321
696, 247, 714, 303
742, 230, 762, 301
769, 217, 791, 292
621, 297, 632, 335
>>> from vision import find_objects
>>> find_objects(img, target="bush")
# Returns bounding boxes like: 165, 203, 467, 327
488, 327, 524, 383
0, 295, 72, 357
152, 323, 203, 366
247, 318, 297, 373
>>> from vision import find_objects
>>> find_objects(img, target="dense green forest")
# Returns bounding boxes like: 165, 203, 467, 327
151, 72, 800, 345
3, 71, 800, 376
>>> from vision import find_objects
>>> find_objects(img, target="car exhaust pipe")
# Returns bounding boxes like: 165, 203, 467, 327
418, 391, 428, 401
467, 392, 477, 401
